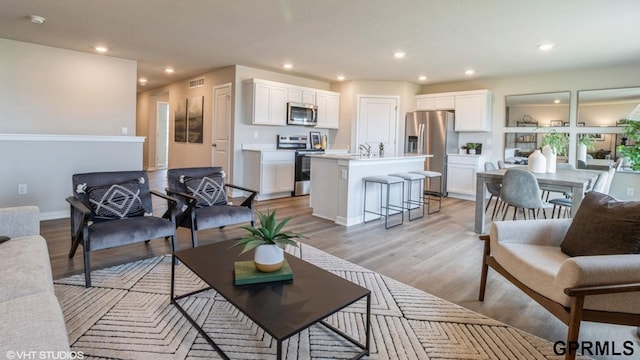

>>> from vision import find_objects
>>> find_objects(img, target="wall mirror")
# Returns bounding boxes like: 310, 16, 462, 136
505, 91, 571, 127
577, 87, 640, 127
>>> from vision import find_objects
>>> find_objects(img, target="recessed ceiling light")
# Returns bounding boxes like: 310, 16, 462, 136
553, 99, 561, 104
393, 51, 406, 59
164, 67, 175, 73
138, 78, 148, 85
337, 75, 345, 81
465, 69, 475, 75
538, 43, 554, 51
418, 75, 427, 81
94, 46, 108, 53
283, 63, 293, 70
29, 15, 46, 24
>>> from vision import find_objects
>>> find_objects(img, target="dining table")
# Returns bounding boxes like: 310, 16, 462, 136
474, 166, 604, 233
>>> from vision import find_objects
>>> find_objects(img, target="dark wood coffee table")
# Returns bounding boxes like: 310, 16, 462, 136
171, 240, 371, 359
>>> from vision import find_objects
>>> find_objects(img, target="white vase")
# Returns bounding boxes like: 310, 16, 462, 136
577, 143, 587, 163
528, 150, 547, 173
542, 145, 557, 173
254, 244, 284, 272
468, 149, 476, 155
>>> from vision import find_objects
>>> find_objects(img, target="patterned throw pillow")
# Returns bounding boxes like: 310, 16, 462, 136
87, 180, 145, 220
183, 175, 228, 208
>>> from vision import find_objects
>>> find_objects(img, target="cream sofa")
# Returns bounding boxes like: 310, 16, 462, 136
0, 206, 70, 353
479, 218, 640, 360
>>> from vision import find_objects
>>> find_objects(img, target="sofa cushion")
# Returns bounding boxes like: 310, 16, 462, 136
492, 241, 571, 306
182, 175, 228, 207
0, 235, 54, 302
0, 292, 70, 353
561, 192, 640, 256
0, 235, 9, 244
86, 180, 146, 220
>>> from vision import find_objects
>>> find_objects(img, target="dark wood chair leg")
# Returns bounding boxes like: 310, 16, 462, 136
478, 235, 491, 301
566, 296, 585, 360
190, 227, 198, 248
83, 246, 91, 288
68, 236, 81, 258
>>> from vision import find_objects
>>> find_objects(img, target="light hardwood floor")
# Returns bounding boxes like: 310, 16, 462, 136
41, 170, 637, 359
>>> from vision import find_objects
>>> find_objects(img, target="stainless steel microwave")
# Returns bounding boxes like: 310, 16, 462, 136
287, 102, 317, 126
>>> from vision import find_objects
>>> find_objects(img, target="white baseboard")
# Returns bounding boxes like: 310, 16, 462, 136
41, 210, 69, 221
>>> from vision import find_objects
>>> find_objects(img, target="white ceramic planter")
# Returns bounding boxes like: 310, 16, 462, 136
528, 150, 547, 173
577, 143, 588, 163
254, 244, 284, 272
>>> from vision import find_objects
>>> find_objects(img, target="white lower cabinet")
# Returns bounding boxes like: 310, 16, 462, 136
244, 150, 295, 200
447, 154, 484, 200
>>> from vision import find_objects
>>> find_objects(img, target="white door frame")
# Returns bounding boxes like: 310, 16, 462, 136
355, 95, 400, 155
212, 83, 232, 177
155, 101, 169, 170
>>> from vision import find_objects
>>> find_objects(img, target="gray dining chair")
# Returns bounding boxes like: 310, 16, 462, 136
499, 168, 551, 220
549, 165, 616, 218
483, 162, 503, 220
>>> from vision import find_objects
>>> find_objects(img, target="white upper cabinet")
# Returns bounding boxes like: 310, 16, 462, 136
315, 90, 340, 129
245, 79, 287, 126
287, 87, 316, 104
246, 78, 340, 128
415, 89, 492, 132
454, 90, 492, 132
415, 95, 455, 110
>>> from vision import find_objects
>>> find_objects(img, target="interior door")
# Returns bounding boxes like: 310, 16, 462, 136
212, 83, 232, 176
357, 96, 398, 155
155, 101, 169, 169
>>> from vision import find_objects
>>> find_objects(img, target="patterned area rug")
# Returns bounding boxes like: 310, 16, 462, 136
54, 244, 568, 359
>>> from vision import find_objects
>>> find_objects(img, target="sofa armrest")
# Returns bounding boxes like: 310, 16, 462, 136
555, 254, 640, 291
490, 218, 572, 247
0, 206, 40, 238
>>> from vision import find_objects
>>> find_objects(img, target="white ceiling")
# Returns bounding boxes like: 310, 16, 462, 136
1, 0, 639, 92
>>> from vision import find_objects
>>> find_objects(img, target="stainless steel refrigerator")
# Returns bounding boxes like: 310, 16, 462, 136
405, 111, 458, 196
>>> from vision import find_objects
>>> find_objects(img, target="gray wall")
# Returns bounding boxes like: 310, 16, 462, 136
0, 39, 142, 219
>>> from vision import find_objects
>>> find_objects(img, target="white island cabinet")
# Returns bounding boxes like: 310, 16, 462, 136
308, 154, 429, 226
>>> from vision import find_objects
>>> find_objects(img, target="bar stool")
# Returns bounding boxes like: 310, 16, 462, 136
409, 170, 442, 214
388, 172, 426, 220
362, 175, 404, 229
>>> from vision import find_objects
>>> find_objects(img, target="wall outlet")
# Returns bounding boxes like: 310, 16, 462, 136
18, 184, 27, 195
253, 131, 259, 139
121, 127, 128, 135
486, 138, 492, 145
627, 187, 635, 196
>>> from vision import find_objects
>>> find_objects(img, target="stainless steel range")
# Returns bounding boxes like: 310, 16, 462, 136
277, 135, 324, 196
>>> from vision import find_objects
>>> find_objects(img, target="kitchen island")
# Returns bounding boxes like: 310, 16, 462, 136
307, 153, 430, 226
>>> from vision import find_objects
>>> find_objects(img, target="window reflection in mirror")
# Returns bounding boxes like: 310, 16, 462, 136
505, 92, 571, 127
577, 87, 640, 127
504, 132, 569, 164
577, 132, 631, 165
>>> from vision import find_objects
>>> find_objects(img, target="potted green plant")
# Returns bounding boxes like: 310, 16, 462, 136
466, 143, 479, 155
616, 118, 640, 171
233, 210, 305, 272
540, 130, 569, 156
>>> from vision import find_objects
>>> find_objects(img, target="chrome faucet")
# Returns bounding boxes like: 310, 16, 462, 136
359, 143, 372, 158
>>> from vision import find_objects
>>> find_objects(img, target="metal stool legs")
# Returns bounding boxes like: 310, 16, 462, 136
363, 176, 404, 229
389, 172, 425, 220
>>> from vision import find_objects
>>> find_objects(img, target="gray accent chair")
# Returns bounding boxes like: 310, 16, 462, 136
499, 168, 551, 220
66, 170, 178, 287
166, 167, 257, 247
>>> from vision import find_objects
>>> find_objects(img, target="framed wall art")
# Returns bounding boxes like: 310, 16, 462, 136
188, 96, 204, 144
310, 131, 321, 149
174, 99, 187, 142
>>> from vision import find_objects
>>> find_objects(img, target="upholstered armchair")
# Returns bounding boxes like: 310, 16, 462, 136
166, 167, 257, 247
66, 171, 178, 287
479, 192, 640, 360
